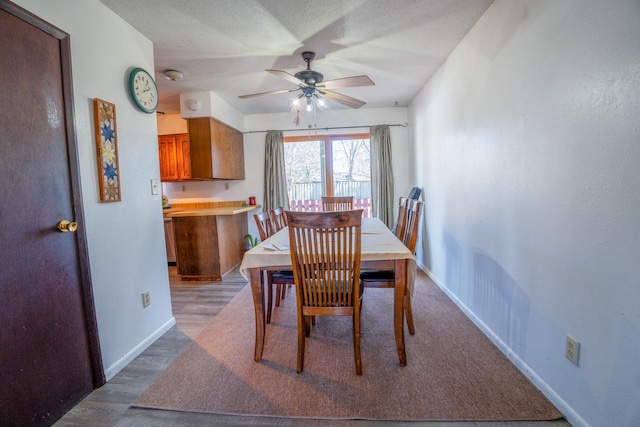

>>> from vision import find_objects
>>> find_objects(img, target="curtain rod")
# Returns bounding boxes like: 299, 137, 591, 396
243, 123, 408, 134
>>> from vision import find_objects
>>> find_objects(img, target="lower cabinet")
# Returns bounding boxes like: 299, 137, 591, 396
172, 213, 248, 280
163, 217, 176, 265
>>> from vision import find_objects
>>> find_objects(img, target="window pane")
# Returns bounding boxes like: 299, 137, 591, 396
284, 135, 372, 216
332, 138, 371, 216
284, 139, 324, 211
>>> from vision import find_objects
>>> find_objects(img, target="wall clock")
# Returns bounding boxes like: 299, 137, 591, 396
128, 67, 158, 113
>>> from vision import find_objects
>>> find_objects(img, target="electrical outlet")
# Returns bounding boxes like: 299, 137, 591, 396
142, 291, 151, 308
565, 335, 579, 365
225, 182, 229, 190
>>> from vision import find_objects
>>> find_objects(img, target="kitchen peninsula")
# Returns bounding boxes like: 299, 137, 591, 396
164, 201, 259, 281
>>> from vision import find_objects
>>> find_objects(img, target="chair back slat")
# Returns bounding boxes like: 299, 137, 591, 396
253, 211, 274, 241
287, 210, 362, 309
321, 196, 354, 212
393, 197, 410, 240
399, 199, 423, 254
270, 206, 288, 231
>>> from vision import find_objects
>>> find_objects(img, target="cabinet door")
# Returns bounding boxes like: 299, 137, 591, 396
163, 217, 176, 263
187, 118, 214, 179
177, 134, 191, 180
187, 118, 245, 180
159, 135, 179, 181
212, 120, 245, 180
159, 133, 190, 181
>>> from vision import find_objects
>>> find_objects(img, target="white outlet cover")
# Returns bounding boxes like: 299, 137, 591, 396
566, 335, 580, 365
151, 179, 159, 195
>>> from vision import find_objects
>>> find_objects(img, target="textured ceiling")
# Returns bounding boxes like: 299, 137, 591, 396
99, 0, 494, 115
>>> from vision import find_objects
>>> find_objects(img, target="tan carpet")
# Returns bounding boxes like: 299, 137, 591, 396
133, 273, 563, 421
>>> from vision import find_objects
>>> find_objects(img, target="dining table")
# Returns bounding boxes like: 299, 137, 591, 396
239, 216, 415, 366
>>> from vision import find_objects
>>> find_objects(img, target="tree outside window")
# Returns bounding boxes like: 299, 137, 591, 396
284, 133, 371, 216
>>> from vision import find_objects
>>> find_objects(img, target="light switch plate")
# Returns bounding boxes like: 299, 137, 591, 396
151, 179, 159, 195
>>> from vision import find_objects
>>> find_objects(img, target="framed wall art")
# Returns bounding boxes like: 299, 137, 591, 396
93, 98, 121, 202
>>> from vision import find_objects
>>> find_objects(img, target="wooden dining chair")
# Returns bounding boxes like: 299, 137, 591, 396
321, 195, 354, 211
361, 199, 423, 335
391, 197, 410, 236
253, 211, 294, 324
253, 211, 274, 241
269, 206, 288, 231
286, 209, 364, 375
390, 187, 421, 233
268, 206, 292, 300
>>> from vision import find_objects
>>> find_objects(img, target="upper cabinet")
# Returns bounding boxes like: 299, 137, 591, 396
187, 117, 245, 180
159, 133, 191, 181
158, 117, 245, 181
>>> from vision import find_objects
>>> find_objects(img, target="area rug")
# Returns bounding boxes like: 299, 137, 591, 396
133, 273, 563, 421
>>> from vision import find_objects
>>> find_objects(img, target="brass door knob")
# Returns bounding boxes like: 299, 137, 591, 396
58, 220, 78, 232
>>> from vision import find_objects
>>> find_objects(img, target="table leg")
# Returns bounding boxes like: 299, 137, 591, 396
394, 259, 407, 366
250, 267, 265, 362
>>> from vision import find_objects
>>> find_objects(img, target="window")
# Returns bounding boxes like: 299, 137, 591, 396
284, 133, 372, 216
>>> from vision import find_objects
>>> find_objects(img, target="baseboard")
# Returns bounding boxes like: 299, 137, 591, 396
103, 317, 176, 381
416, 263, 588, 427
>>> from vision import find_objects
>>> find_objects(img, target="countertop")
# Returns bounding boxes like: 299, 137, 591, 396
163, 203, 260, 217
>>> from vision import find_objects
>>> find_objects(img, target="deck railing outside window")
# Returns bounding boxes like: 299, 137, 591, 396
288, 181, 372, 217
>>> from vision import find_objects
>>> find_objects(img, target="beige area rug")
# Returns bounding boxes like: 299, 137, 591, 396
133, 273, 563, 421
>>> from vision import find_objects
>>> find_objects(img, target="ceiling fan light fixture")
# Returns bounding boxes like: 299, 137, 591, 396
315, 95, 328, 110
238, 50, 372, 116
164, 69, 184, 81
290, 93, 328, 115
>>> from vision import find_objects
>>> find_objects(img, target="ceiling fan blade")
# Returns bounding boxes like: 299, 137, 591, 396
319, 75, 374, 89
319, 89, 366, 109
238, 87, 300, 99
266, 69, 307, 87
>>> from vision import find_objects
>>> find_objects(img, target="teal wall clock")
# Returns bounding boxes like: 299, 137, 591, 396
128, 67, 158, 113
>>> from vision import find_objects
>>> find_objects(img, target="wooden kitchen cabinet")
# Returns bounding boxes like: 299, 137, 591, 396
187, 117, 245, 180
172, 213, 248, 280
163, 216, 176, 265
159, 133, 191, 181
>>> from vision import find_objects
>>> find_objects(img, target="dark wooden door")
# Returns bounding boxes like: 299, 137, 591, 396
0, 2, 104, 426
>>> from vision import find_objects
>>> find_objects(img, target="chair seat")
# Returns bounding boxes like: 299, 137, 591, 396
360, 270, 394, 281
302, 279, 365, 299
272, 270, 294, 280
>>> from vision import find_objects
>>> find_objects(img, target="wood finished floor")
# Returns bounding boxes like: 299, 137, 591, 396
54, 267, 572, 427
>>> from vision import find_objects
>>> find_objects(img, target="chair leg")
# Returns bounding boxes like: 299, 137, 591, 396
275, 284, 282, 307
304, 315, 312, 337
353, 310, 363, 375
266, 277, 274, 324
404, 291, 415, 335
297, 315, 306, 373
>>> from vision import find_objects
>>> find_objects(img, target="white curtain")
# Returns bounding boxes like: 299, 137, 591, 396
370, 125, 394, 228
264, 130, 289, 211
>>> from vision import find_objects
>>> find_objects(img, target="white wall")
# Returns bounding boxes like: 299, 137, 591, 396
409, 1, 640, 426
161, 107, 411, 239
13, 0, 174, 380
157, 113, 187, 135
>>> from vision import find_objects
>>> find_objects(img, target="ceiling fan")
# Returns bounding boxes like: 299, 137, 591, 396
238, 51, 374, 109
